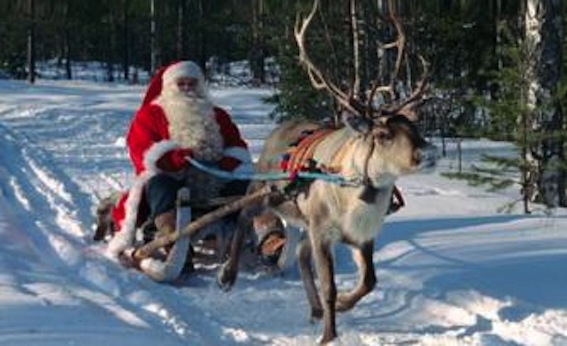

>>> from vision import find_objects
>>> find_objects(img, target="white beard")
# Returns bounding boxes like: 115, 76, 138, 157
155, 91, 224, 162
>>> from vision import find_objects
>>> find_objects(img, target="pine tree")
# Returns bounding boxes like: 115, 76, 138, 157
267, 41, 331, 122
443, 22, 566, 214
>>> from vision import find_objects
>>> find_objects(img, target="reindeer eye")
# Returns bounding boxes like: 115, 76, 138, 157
375, 128, 393, 142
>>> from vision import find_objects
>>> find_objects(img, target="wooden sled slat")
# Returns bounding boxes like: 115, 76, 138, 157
187, 195, 245, 208
132, 185, 279, 262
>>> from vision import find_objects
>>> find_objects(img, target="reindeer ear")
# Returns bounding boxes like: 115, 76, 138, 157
342, 111, 372, 134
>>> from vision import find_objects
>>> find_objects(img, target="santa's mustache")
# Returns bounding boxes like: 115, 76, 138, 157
181, 90, 201, 99
164, 91, 210, 107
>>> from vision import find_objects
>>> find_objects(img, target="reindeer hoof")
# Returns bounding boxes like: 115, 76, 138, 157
216, 260, 237, 291
335, 294, 356, 312
318, 333, 337, 345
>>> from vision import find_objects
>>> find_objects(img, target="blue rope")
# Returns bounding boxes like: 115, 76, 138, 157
186, 157, 352, 186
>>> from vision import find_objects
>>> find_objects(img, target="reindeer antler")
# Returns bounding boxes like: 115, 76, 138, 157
367, 0, 406, 111
381, 55, 429, 121
295, 0, 429, 122
294, 0, 363, 117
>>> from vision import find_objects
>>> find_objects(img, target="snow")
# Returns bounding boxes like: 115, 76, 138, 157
1, 78, 566, 345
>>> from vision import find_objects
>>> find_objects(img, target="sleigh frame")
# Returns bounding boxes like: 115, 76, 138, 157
95, 184, 283, 282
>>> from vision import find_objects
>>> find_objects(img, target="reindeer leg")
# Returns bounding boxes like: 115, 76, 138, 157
309, 230, 337, 344
336, 240, 376, 312
296, 237, 323, 321
216, 210, 250, 290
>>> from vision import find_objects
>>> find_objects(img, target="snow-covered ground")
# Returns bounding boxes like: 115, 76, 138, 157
0, 79, 566, 346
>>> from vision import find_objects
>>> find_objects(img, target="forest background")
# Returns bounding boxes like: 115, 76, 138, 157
1, 0, 567, 211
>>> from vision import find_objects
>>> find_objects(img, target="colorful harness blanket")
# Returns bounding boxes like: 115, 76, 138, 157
280, 128, 336, 179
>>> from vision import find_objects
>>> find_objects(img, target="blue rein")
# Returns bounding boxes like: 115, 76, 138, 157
186, 157, 353, 186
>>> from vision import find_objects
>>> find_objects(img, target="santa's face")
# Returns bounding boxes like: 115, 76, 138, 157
175, 77, 200, 98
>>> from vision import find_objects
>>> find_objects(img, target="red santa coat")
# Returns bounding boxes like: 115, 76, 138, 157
107, 64, 252, 258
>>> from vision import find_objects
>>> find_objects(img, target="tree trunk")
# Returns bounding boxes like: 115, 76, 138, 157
122, 0, 130, 81
64, 29, 72, 80
62, 0, 72, 80
105, 10, 116, 82
27, 0, 36, 84
524, 0, 566, 208
176, 0, 185, 59
195, 0, 207, 70
150, 0, 159, 73
249, 0, 265, 84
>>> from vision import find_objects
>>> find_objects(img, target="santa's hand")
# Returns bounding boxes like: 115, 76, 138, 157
157, 148, 193, 172
178, 148, 193, 159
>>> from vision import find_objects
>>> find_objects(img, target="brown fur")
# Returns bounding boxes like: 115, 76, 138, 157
93, 193, 120, 241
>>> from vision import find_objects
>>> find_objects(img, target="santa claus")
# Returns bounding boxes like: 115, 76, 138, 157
106, 61, 252, 268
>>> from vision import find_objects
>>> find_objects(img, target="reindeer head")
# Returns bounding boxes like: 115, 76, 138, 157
340, 112, 436, 188
295, 0, 436, 187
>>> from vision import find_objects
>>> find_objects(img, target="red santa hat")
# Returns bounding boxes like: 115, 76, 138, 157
140, 61, 206, 107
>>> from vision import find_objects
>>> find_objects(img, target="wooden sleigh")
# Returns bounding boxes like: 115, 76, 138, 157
95, 184, 288, 283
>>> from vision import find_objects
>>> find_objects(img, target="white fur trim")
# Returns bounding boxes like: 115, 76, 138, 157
107, 140, 180, 259
106, 171, 153, 258
162, 61, 203, 86
223, 146, 252, 163
143, 140, 180, 174
161, 61, 208, 99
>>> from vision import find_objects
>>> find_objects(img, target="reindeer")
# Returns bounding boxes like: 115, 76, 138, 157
218, 0, 437, 343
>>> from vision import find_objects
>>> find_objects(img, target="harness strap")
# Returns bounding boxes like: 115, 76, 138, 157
361, 136, 375, 185
285, 128, 335, 175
